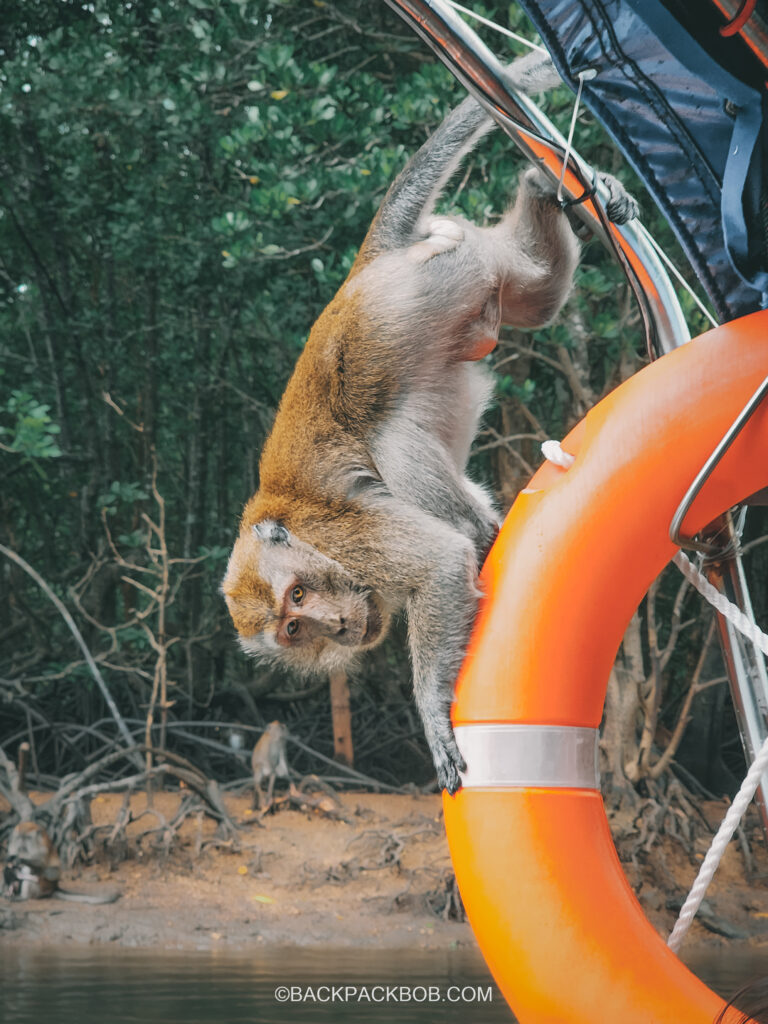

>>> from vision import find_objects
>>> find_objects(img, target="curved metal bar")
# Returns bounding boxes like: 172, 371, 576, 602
382, 0, 691, 357
670, 374, 768, 554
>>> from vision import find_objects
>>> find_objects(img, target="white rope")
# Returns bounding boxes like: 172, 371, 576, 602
636, 223, 718, 330
667, 732, 768, 952
664, 551, 768, 949
672, 551, 768, 658
556, 70, 591, 207
540, 441, 768, 950
443, 0, 549, 54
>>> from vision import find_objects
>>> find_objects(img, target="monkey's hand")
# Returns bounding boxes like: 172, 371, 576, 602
411, 672, 467, 794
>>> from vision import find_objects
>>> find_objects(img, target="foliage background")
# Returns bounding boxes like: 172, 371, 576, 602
1, 0, 762, 801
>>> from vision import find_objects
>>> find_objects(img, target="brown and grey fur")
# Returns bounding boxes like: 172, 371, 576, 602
3, 821, 119, 904
222, 53, 631, 793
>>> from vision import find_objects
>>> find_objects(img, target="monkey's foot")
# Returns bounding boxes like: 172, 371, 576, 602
433, 733, 467, 796
408, 218, 464, 263
597, 172, 639, 224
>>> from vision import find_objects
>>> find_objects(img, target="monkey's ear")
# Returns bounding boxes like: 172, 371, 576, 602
253, 520, 290, 546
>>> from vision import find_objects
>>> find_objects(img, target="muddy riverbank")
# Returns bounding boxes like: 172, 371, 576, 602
2, 792, 768, 958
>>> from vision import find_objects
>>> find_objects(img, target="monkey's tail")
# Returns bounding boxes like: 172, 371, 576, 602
54, 888, 121, 904
357, 49, 560, 260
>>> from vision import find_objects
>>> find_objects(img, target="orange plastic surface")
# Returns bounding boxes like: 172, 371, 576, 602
445, 309, 768, 1023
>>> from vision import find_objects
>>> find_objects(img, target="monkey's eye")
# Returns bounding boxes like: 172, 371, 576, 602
285, 619, 300, 638
290, 585, 305, 604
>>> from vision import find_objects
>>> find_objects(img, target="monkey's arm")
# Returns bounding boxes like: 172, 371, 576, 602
368, 508, 480, 794
370, 420, 498, 562
406, 530, 479, 794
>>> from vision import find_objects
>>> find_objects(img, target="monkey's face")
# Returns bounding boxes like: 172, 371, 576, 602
7, 822, 54, 870
222, 520, 391, 676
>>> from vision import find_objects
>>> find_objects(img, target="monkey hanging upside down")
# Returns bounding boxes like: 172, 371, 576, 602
222, 53, 636, 793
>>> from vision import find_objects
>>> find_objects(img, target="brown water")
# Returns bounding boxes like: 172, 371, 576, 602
0, 945, 764, 1023
0, 946, 510, 1024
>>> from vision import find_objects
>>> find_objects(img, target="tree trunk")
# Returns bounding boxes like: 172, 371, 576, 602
329, 671, 354, 766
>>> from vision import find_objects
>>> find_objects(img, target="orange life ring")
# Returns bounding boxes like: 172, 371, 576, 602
446, 309, 768, 1023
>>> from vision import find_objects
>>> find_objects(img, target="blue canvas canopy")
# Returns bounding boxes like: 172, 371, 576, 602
514, 0, 768, 322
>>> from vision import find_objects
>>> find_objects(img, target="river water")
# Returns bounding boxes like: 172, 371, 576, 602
0, 944, 764, 1023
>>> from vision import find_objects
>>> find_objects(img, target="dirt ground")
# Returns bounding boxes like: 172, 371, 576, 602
2, 790, 768, 957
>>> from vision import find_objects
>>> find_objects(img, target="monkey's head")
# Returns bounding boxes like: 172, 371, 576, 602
222, 519, 390, 676
7, 821, 55, 865
262, 720, 287, 743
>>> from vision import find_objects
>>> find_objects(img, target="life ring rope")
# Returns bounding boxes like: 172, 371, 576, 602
669, 731, 768, 952
671, 550, 768, 657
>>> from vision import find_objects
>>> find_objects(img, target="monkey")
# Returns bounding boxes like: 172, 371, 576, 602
251, 721, 290, 810
222, 51, 638, 794
3, 821, 120, 904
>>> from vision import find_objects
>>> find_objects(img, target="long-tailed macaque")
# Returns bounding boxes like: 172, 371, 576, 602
252, 720, 290, 809
3, 821, 119, 904
222, 52, 637, 793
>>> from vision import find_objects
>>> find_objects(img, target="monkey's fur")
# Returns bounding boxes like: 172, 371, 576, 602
3, 821, 120, 904
252, 720, 290, 809
222, 53, 635, 793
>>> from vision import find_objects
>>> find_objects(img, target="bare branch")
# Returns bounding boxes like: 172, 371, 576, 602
649, 618, 719, 780
0, 543, 141, 767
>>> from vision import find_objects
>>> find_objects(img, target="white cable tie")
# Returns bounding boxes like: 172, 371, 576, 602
444, 0, 549, 54
667, 729, 768, 952
541, 439, 576, 469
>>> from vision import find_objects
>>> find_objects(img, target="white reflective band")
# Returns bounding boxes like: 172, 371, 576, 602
455, 724, 600, 789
